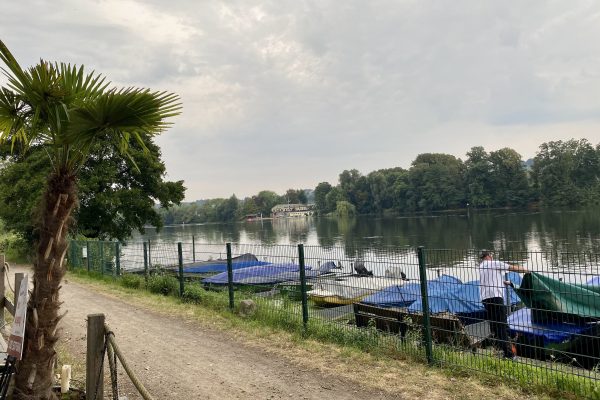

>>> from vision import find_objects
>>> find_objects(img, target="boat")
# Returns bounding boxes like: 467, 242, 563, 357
202, 261, 339, 289
354, 273, 523, 346
183, 253, 270, 274
308, 275, 407, 306
508, 273, 600, 368
307, 262, 409, 306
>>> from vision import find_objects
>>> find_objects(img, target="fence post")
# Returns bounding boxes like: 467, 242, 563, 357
14, 273, 24, 310
417, 246, 434, 365
100, 241, 105, 276
86, 313, 105, 400
0, 254, 4, 333
192, 235, 196, 263
115, 242, 121, 277
226, 243, 234, 311
143, 242, 149, 281
147, 240, 152, 269
86, 242, 91, 272
298, 244, 309, 329
178, 242, 184, 296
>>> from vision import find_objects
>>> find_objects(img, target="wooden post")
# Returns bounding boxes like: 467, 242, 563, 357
86, 313, 105, 400
0, 254, 5, 332
14, 273, 24, 311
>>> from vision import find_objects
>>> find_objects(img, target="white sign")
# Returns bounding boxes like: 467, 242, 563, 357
7, 274, 28, 360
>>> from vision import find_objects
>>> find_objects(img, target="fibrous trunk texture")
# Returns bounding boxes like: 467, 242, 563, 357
14, 169, 77, 400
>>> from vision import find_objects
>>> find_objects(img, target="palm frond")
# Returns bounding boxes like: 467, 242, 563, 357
64, 88, 181, 158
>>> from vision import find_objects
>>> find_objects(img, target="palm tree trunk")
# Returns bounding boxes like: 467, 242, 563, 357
14, 169, 77, 400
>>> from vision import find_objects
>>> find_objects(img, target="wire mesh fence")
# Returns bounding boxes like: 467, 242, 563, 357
68, 239, 600, 398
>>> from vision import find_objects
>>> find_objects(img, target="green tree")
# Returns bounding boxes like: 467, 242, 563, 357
0, 41, 180, 398
240, 197, 259, 217
464, 146, 493, 208
284, 188, 307, 204
325, 186, 345, 213
531, 139, 600, 206
216, 194, 240, 221
488, 148, 529, 207
253, 190, 282, 216
335, 200, 356, 217
407, 153, 465, 211
0, 137, 185, 243
314, 182, 332, 213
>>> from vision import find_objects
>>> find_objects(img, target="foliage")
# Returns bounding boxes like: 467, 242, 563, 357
314, 182, 332, 213
407, 153, 465, 211
0, 219, 29, 261
182, 284, 206, 304
284, 188, 307, 204
0, 136, 184, 244
120, 273, 146, 289
147, 274, 179, 296
532, 139, 600, 207
335, 200, 356, 217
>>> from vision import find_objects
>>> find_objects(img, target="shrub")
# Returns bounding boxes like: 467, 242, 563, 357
182, 285, 205, 304
121, 273, 145, 289
0, 231, 31, 262
147, 275, 179, 296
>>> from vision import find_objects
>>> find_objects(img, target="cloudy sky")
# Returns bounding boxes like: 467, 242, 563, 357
2, 1, 600, 200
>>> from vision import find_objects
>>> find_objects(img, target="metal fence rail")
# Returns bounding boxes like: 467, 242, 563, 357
68, 240, 600, 398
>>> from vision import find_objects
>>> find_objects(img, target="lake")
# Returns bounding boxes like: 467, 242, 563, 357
128, 208, 600, 281
134, 208, 600, 253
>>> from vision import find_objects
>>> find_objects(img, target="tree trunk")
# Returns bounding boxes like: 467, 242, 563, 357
14, 169, 77, 400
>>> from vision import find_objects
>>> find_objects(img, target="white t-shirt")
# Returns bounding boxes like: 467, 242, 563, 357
479, 260, 510, 301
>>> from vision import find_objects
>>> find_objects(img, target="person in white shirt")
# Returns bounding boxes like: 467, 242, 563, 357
479, 250, 528, 359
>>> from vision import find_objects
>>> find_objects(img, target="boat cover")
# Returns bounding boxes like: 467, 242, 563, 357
361, 275, 462, 308
361, 273, 522, 317
515, 272, 600, 322
184, 260, 270, 273
508, 307, 596, 344
183, 253, 269, 273
203, 261, 337, 285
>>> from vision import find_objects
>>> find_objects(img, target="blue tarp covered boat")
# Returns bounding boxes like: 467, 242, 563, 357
203, 261, 338, 285
361, 272, 522, 323
184, 253, 270, 274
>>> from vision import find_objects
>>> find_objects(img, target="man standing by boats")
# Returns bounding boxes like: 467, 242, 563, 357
479, 250, 528, 359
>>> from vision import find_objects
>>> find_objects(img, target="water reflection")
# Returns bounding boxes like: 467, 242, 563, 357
135, 209, 600, 270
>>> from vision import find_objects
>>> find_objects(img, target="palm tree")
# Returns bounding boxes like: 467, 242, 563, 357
0, 40, 181, 399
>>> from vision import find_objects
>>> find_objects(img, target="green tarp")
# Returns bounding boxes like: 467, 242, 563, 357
516, 272, 600, 323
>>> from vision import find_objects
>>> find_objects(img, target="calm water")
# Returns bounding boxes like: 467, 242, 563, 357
126, 209, 600, 281
135, 209, 600, 254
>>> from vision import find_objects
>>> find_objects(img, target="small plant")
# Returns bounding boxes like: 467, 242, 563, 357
121, 273, 145, 289
182, 285, 205, 304
147, 275, 179, 296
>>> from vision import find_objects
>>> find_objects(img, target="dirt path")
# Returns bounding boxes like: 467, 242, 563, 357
11, 265, 401, 399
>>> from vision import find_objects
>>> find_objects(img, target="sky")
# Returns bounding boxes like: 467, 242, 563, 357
2, 1, 600, 200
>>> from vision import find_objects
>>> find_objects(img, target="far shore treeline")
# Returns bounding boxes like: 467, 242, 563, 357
160, 138, 600, 225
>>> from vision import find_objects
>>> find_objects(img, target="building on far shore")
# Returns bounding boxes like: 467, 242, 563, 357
271, 204, 315, 218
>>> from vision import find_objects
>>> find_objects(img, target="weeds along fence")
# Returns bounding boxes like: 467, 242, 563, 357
68, 240, 600, 398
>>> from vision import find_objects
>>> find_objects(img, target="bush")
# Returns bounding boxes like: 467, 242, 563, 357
121, 273, 145, 289
147, 275, 179, 296
0, 230, 31, 263
182, 285, 205, 304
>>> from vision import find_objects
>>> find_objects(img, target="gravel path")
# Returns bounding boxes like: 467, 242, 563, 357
12, 265, 402, 399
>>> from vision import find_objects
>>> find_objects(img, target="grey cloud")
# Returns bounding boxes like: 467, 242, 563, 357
2, 1, 600, 199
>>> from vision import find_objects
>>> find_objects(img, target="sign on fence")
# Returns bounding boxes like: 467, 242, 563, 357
7, 274, 28, 360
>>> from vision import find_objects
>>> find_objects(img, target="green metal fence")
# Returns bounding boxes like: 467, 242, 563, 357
68, 239, 600, 398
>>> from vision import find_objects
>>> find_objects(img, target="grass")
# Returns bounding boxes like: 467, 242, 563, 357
66, 268, 600, 399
